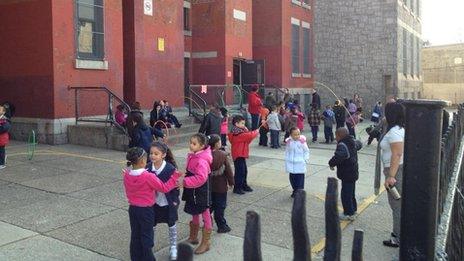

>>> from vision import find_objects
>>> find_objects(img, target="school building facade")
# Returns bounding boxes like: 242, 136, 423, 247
0, 0, 314, 144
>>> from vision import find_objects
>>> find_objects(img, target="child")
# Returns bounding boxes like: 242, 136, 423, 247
308, 104, 321, 142
208, 134, 234, 233
283, 108, 298, 141
346, 110, 360, 139
146, 142, 180, 260
0, 105, 11, 169
258, 106, 270, 146
219, 107, 229, 149
115, 104, 127, 127
129, 111, 165, 155
164, 100, 182, 128
267, 105, 282, 149
285, 127, 310, 198
322, 105, 336, 143
199, 104, 222, 136
328, 127, 362, 221
296, 108, 305, 131
181, 133, 213, 254
228, 115, 259, 194
123, 147, 182, 261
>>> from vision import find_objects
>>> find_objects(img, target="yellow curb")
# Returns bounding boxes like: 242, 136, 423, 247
310, 187, 387, 255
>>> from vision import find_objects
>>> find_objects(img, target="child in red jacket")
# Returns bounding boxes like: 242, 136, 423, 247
0, 105, 11, 169
228, 115, 259, 194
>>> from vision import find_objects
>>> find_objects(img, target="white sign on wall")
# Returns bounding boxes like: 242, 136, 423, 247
144, 0, 153, 16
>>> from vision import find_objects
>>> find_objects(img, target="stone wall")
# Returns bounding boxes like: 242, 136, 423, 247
315, 0, 423, 111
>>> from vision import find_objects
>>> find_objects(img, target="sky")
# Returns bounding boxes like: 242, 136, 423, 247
422, 0, 464, 46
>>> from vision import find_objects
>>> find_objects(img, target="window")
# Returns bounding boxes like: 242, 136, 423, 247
291, 22, 300, 74
303, 26, 311, 74
403, 29, 408, 75
410, 33, 415, 77
76, 0, 104, 60
183, 7, 190, 31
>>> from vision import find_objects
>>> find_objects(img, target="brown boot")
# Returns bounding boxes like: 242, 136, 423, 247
187, 221, 200, 245
194, 228, 212, 254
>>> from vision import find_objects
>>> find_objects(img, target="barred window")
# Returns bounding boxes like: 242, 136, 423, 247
76, 0, 104, 60
303, 27, 311, 74
292, 24, 300, 74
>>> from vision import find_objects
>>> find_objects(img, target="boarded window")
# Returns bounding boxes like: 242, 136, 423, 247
76, 0, 104, 60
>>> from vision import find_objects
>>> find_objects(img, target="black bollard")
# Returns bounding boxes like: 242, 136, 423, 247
244, 211, 262, 261
177, 242, 193, 261
400, 100, 447, 260
324, 177, 341, 261
292, 190, 312, 261
351, 229, 364, 261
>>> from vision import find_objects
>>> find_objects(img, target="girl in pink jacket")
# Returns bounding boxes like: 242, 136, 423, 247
181, 133, 213, 254
123, 147, 182, 261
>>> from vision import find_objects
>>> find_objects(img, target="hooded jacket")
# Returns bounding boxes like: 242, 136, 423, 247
184, 146, 213, 188
199, 111, 222, 136
123, 168, 180, 207
210, 150, 234, 193
228, 129, 259, 160
328, 135, 362, 182
285, 135, 310, 174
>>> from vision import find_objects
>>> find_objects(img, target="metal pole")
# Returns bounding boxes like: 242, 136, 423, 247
324, 177, 341, 261
351, 230, 364, 261
243, 211, 262, 261
75, 88, 79, 125
292, 190, 311, 261
400, 99, 447, 260
177, 242, 193, 261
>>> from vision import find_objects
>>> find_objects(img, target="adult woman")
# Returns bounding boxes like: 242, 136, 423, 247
380, 102, 405, 248
247, 85, 263, 130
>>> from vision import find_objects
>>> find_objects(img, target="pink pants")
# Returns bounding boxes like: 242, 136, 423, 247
191, 208, 212, 230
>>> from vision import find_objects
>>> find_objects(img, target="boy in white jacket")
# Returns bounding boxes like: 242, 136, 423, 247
285, 127, 310, 198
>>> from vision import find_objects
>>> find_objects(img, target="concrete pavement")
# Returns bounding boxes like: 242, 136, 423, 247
0, 123, 399, 260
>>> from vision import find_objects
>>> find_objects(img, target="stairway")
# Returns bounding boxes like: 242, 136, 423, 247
67, 107, 201, 151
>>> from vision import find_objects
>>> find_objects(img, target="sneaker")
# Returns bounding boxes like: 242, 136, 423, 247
290, 192, 295, 198
233, 189, 245, 195
243, 185, 253, 192
339, 214, 355, 221
382, 239, 399, 248
0, 165, 5, 170
217, 225, 231, 233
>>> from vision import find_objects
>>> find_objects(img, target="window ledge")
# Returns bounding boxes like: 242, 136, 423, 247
291, 0, 302, 6
292, 73, 302, 78
75, 59, 108, 70
302, 3, 311, 10
302, 73, 312, 78
184, 30, 192, 36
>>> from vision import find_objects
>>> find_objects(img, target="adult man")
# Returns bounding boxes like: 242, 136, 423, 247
312, 88, 321, 110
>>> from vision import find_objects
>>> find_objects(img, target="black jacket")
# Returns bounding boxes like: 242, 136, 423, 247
328, 136, 362, 182
146, 162, 180, 221
312, 92, 321, 109
199, 111, 222, 135
333, 105, 346, 124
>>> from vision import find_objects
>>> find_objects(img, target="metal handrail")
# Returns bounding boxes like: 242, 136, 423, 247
68, 86, 130, 134
187, 85, 207, 120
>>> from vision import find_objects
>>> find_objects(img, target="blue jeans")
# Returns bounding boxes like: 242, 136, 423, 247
251, 114, 260, 130
341, 181, 357, 215
0, 146, 5, 165
128, 206, 156, 261
211, 192, 228, 228
270, 130, 280, 148
311, 126, 319, 142
234, 157, 248, 190
289, 173, 305, 191
324, 126, 334, 143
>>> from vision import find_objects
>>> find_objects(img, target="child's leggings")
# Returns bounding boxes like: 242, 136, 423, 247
192, 209, 212, 230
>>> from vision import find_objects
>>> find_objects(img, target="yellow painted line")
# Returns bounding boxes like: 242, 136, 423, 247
310, 187, 387, 255
6, 149, 126, 164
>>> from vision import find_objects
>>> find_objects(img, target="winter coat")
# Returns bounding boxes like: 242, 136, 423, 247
228, 129, 259, 160
312, 92, 321, 109
333, 105, 346, 124
0, 118, 11, 146
285, 135, 310, 174
284, 114, 298, 132
328, 136, 362, 182
260, 107, 270, 130
248, 91, 263, 115
264, 95, 277, 109
184, 146, 213, 189
129, 124, 154, 153
297, 112, 305, 131
308, 109, 321, 127
220, 117, 229, 135
210, 150, 234, 193
199, 111, 222, 136
322, 109, 336, 128
267, 112, 281, 131
371, 105, 382, 122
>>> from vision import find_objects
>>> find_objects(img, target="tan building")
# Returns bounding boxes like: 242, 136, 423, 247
422, 44, 464, 104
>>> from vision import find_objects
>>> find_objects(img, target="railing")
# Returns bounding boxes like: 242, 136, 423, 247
177, 178, 365, 260
68, 86, 130, 134
188, 84, 245, 111
436, 104, 464, 260
187, 85, 207, 123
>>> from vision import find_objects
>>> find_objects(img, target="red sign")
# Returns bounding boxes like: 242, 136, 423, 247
227, 71, 232, 78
